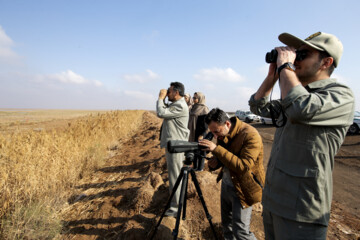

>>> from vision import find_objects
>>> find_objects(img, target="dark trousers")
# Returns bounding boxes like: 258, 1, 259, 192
263, 208, 328, 240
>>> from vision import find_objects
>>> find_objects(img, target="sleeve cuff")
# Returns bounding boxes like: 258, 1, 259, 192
249, 93, 269, 108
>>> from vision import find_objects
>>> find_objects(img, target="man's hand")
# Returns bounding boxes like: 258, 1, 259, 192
199, 139, 217, 152
275, 46, 296, 66
275, 46, 300, 99
159, 89, 168, 100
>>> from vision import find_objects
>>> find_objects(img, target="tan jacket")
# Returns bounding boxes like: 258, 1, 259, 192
212, 117, 265, 208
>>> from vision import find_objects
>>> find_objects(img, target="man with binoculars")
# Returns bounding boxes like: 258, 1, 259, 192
249, 32, 355, 239
156, 82, 189, 217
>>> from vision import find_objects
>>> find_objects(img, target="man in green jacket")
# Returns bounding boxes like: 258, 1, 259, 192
249, 32, 355, 239
157, 82, 189, 217
199, 108, 265, 240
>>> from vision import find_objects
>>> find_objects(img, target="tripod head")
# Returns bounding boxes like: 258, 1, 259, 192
167, 140, 204, 166
167, 140, 200, 153
168, 132, 214, 169
167, 132, 214, 153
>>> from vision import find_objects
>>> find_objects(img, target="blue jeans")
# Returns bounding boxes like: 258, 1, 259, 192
263, 208, 328, 240
221, 182, 257, 240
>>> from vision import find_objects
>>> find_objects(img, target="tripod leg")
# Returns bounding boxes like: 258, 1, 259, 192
172, 167, 189, 239
182, 173, 189, 220
150, 168, 185, 240
190, 169, 219, 240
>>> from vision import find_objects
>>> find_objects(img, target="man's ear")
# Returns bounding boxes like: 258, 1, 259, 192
225, 120, 231, 128
322, 57, 334, 70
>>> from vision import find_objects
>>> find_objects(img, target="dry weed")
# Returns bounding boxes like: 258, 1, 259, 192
0, 110, 145, 239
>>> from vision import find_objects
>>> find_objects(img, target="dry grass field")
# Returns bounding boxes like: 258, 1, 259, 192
0, 109, 110, 134
1, 109, 359, 239
0, 109, 145, 239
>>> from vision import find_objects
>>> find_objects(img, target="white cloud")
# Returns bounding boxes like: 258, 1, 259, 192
0, 47, 17, 59
0, 25, 21, 62
93, 80, 103, 87
0, 26, 13, 46
45, 70, 103, 87
123, 69, 160, 83
193, 67, 244, 82
0, 70, 159, 110
52, 70, 88, 84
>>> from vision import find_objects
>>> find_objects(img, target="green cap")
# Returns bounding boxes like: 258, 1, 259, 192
278, 32, 343, 67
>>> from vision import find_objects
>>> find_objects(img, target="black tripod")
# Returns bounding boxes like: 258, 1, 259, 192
150, 152, 218, 240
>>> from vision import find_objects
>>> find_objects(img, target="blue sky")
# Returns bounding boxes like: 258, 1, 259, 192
0, 0, 359, 111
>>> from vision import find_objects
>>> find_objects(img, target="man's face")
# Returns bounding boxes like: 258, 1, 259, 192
208, 120, 231, 141
167, 86, 177, 102
294, 45, 322, 84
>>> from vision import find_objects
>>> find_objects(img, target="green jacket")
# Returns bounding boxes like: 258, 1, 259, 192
249, 78, 355, 226
213, 117, 265, 208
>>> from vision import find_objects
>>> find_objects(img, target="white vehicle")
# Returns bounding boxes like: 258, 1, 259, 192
235, 110, 260, 123
348, 111, 360, 134
261, 117, 273, 125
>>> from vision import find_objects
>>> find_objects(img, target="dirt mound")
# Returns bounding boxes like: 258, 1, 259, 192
61, 111, 360, 240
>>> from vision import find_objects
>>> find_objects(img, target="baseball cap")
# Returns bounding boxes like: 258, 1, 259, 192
278, 32, 343, 67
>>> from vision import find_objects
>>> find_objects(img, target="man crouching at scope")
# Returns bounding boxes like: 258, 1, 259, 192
198, 108, 265, 240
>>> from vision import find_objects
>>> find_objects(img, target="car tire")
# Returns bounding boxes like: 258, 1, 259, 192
261, 119, 266, 125
348, 123, 359, 134
245, 117, 250, 123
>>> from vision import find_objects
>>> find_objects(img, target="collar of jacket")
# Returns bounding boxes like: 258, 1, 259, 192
222, 117, 242, 145
305, 78, 335, 92
169, 96, 185, 105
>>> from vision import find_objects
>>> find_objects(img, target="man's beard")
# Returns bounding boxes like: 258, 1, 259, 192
297, 61, 321, 84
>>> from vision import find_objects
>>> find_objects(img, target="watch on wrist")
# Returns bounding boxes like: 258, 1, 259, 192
277, 62, 296, 74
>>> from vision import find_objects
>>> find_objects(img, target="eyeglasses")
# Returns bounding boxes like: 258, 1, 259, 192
295, 50, 309, 61
192, 97, 197, 99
